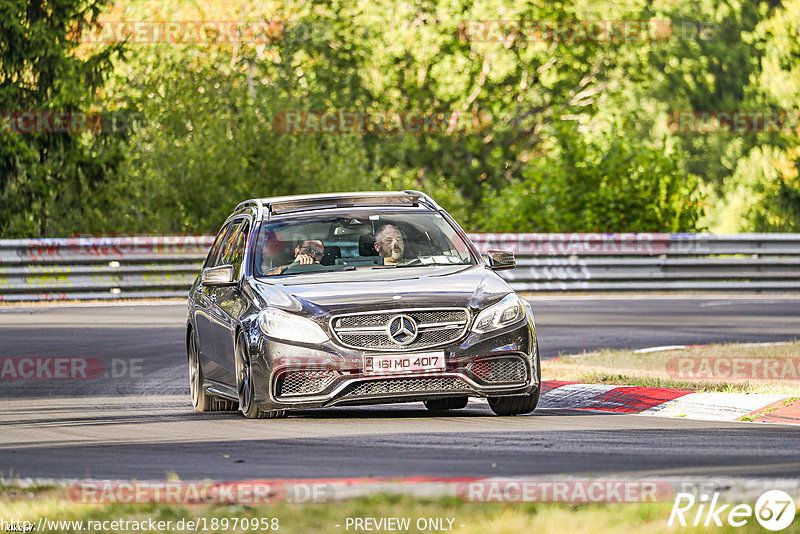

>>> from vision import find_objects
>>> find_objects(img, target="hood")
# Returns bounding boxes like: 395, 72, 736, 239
249, 264, 513, 317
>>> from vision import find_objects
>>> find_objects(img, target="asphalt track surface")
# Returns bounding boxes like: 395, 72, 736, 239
1, 296, 799, 481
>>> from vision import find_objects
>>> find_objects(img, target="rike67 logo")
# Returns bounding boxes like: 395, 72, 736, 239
669, 490, 796, 531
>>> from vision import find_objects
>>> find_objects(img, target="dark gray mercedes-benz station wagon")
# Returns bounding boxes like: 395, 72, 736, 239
187, 191, 540, 418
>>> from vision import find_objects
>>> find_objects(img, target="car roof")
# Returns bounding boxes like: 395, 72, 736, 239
233, 190, 442, 220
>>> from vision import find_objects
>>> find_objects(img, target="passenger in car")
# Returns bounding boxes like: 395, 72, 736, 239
264, 239, 324, 275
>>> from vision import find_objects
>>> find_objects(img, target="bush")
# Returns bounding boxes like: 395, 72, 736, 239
473, 123, 703, 232
711, 145, 800, 232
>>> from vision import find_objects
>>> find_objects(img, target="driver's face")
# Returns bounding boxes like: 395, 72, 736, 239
376, 227, 404, 262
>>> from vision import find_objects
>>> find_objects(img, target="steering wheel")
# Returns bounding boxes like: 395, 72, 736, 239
278, 261, 302, 274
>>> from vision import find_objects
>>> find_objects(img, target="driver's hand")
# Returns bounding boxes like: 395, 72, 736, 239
294, 253, 315, 265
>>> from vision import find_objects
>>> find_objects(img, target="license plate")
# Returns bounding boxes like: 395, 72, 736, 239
364, 352, 445, 376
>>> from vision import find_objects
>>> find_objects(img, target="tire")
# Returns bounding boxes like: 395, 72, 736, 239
424, 396, 469, 411
235, 332, 287, 419
488, 344, 542, 416
488, 387, 540, 416
188, 329, 238, 412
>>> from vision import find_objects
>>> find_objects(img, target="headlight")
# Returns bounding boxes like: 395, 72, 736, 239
472, 293, 526, 334
523, 299, 536, 328
257, 309, 329, 344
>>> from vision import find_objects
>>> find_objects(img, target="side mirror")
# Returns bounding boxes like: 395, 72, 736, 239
485, 250, 516, 271
201, 265, 236, 286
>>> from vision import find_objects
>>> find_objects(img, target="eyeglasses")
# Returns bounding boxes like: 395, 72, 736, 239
299, 246, 323, 258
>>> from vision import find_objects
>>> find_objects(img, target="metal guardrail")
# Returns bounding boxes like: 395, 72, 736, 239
469, 233, 800, 292
1, 233, 799, 301
0, 237, 211, 302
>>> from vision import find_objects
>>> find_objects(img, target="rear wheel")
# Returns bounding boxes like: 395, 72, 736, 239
236, 332, 287, 419
188, 330, 237, 412
424, 396, 469, 411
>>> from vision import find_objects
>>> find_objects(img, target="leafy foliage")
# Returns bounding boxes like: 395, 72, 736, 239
0, 0, 123, 236
474, 123, 702, 232
0, 0, 797, 236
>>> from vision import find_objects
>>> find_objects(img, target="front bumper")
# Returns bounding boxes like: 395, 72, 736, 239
246, 318, 539, 411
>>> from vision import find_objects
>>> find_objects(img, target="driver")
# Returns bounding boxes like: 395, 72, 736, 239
264, 239, 324, 275
374, 224, 405, 265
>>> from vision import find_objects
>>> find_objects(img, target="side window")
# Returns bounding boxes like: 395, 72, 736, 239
223, 221, 250, 279
203, 222, 235, 268
215, 220, 244, 268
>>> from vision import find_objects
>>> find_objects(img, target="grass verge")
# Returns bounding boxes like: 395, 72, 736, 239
544, 341, 800, 395
1, 486, 797, 534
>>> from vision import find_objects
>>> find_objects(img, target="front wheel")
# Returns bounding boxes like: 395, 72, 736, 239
488, 387, 540, 416
489, 341, 542, 416
235, 333, 286, 419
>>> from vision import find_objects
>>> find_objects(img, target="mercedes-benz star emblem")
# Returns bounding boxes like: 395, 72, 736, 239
387, 314, 418, 345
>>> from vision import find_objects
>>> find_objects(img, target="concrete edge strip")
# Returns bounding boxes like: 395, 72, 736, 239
632, 341, 795, 354
539, 380, 800, 425
552, 340, 796, 359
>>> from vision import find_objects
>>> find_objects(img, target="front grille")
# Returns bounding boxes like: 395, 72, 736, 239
340, 377, 470, 399
275, 370, 338, 397
331, 308, 469, 351
337, 329, 460, 350
468, 357, 527, 384
336, 310, 466, 329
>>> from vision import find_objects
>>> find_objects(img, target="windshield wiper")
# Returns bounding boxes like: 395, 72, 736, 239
396, 262, 470, 268
259, 265, 356, 278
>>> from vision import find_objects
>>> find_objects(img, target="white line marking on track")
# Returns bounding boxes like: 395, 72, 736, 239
634, 345, 687, 354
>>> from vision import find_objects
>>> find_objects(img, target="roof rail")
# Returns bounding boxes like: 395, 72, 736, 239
403, 190, 442, 211
234, 199, 264, 219
264, 191, 427, 217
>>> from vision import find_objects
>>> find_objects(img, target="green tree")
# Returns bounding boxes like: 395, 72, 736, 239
713, 145, 800, 232
709, 0, 800, 231
97, 11, 378, 234
474, 122, 702, 232
0, 0, 123, 236
9, 0, 778, 235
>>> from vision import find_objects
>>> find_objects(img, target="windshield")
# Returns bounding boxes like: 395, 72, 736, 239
252, 210, 475, 278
